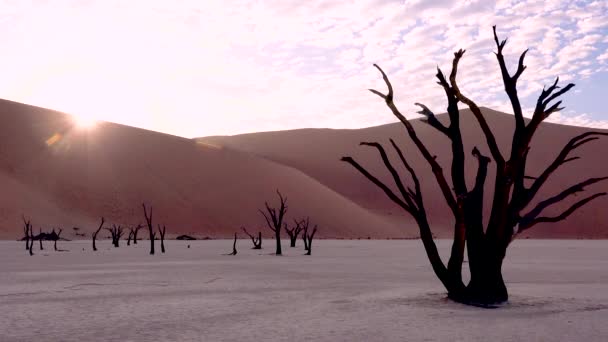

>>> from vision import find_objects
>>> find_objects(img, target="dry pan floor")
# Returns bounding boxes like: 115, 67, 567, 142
1, 240, 607, 342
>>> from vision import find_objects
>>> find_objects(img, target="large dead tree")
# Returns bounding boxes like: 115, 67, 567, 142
143, 203, 156, 255
285, 218, 306, 247
341, 26, 607, 307
259, 190, 288, 256
241, 227, 262, 249
158, 224, 166, 253
92, 217, 105, 251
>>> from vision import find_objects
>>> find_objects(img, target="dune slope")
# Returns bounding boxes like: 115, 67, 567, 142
198, 108, 608, 238
0, 99, 402, 240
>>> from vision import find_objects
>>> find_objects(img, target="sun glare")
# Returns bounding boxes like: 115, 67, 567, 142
72, 113, 98, 129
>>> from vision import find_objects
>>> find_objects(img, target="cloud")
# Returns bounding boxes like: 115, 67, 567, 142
0, 0, 605, 137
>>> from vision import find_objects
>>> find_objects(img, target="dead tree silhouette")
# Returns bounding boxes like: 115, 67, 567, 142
38, 228, 43, 250
92, 217, 105, 251
22, 216, 31, 251
22, 217, 34, 255
158, 224, 166, 253
241, 227, 262, 249
302, 224, 318, 256
143, 203, 156, 255
132, 224, 143, 244
106, 224, 124, 247
285, 218, 305, 247
225, 232, 238, 255
127, 229, 134, 246
51, 228, 62, 251
259, 190, 288, 256
341, 26, 608, 307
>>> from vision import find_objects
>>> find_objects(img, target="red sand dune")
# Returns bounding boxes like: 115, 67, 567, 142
199, 107, 608, 239
1, 98, 607, 239
0, 99, 399, 240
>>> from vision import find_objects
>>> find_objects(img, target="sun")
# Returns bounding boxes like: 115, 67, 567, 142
71, 113, 98, 129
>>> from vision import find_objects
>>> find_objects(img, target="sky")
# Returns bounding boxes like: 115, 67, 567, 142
0, 0, 606, 138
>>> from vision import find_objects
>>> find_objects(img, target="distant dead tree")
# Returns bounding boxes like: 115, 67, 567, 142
302, 223, 318, 256
225, 232, 238, 255
143, 203, 156, 255
341, 26, 608, 307
38, 228, 44, 250
106, 224, 124, 247
260, 190, 288, 256
92, 217, 105, 251
158, 224, 166, 253
51, 228, 62, 251
22, 217, 34, 255
28, 227, 34, 256
22, 216, 31, 251
127, 229, 134, 246
285, 218, 306, 247
241, 227, 262, 249
132, 224, 144, 244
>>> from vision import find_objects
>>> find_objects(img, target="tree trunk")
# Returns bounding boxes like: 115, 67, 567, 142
451, 243, 508, 307
290, 236, 297, 247
256, 232, 262, 249
275, 231, 281, 255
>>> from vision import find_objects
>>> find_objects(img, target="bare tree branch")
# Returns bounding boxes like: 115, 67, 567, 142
449, 49, 505, 167
520, 192, 606, 231
414, 103, 450, 136
368, 64, 458, 213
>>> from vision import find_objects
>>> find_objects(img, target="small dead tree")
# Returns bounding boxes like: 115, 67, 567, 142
51, 228, 62, 251
241, 227, 262, 249
158, 224, 166, 253
106, 224, 124, 247
92, 217, 105, 251
22, 216, 31, 251
127, 229, 134, 246
226, 232, 238, 255
302, 224, 318, 256
38, 228, 44, 250
22, 218, 34, 256
285, 218, 306, 247
28, 225, 34, 256
259, 190, 288, 256
143, 203, 155, 255
341, 26, 608, 306
132, 224, 143, 244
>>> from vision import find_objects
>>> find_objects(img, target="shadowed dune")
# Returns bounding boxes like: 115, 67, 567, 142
198, 108, 608, 239
0, 99, 402, 240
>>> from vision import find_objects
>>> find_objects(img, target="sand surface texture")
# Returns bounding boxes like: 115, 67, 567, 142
2, 239, 607, 341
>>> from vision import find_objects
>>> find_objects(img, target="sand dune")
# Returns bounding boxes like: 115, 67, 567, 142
0, 99, 401, 240
198, 108, 608, 238
2, 98, 606, 240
